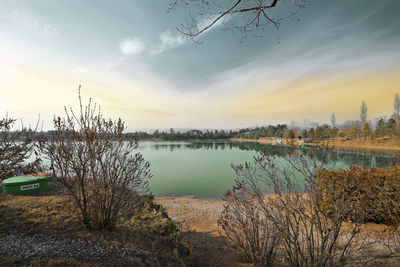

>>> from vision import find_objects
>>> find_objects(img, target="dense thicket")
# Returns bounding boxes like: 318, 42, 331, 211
318, 166, 400, 224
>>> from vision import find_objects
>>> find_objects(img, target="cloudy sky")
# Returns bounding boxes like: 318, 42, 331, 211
1, 0, 400, 130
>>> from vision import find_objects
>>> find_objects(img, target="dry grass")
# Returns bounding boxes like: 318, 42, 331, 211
0, 193, 79, 234
0, 192, 192, 266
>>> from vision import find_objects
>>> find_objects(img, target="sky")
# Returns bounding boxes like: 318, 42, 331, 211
1, 0, 400, 131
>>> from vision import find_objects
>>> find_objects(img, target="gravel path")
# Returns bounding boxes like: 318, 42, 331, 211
0, 232, 153, 265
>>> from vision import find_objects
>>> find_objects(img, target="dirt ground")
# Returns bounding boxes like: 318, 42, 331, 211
156, 196, 400, 266
155, 197, 244, 266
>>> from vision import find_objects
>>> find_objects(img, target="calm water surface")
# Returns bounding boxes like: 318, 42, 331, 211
139, 141, 394, 199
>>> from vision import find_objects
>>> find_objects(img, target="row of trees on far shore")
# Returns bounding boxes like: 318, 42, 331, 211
6, 93, 400, 142
128, 92, 400, 141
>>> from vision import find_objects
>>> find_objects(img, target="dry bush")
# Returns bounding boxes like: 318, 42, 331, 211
0, 116, 42, 181
318, 166, 400, 224
39, 88, 151, 231
220, 145, 364, 266
219, 182, 280, 265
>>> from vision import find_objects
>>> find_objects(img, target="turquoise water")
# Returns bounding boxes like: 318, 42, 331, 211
139, 141, 394, 199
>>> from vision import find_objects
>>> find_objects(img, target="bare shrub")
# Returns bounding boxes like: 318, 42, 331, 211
219, 181, 280, 265
220, 145, 363, 266
39, 88, 151, 231
0, 116, 42, 181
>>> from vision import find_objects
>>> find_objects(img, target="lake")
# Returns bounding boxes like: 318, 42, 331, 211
139, 141, 394, 199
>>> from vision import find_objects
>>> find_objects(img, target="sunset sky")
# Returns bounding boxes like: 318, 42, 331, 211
1, 0, 400, 130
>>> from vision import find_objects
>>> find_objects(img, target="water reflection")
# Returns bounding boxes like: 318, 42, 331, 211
142, 141, 394, 169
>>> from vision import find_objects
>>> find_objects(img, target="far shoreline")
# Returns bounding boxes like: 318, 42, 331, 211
138, 137, 400, 153
230, 137, 400, 154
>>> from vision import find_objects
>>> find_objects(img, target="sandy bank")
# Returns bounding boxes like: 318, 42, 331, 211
155, 197, 242, 266
156, 196, 224, 233
232, 137, 400, 153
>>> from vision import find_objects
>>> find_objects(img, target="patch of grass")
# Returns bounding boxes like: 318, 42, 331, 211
0, 193, 193, 266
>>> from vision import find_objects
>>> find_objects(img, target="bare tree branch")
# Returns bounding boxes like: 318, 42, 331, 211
171, 0, 307, 40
